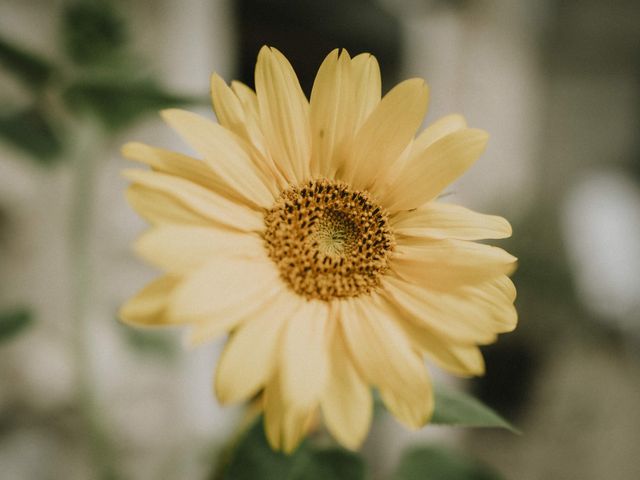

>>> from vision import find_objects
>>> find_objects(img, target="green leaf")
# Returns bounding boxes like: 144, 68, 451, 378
394, 446, 504, 480
119, 324, 177, 359
219, 418, 365, 480
432, 384, 520, 433
0, 36, 55, 89
61, 1, 127, 65
221, 418, 310, 480
0, 308, 33, 343
63, 78, 200, 131
299, 449, 366, 480
0, 107, 64, 164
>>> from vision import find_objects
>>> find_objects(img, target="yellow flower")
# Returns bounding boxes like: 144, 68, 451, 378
120, 47, 517, 453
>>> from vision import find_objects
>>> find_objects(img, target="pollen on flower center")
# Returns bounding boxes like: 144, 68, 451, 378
263, 179, 395, 301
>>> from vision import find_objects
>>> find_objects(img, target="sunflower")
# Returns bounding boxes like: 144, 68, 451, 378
120, 46, 517, 453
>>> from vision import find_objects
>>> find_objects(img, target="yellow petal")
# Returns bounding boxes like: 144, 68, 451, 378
393, 239, 517, 289
454, 277, 518, 332
392, 203, 512, 240
169, 255, 280, 321
123, 169, 263, 232
383, 276, 498, 345
264, 373, 315, 454
385, 129, 488, 211
344, 79, 429, 191
231, 80, 259, 117
255, 46, 310, 183
118, 276, 180, 326
409, 114, 467, 158
320, 325, 373, 450
309, 49, 354, 177
134, 225, 263, 273
340, 295, 432, 428
379, 379, 434, 430
350, 53, 381, 130
125, 185, 211, 226
280, 300, 330, 410
215, 288, 300, 404
121, 142, 246, 204
400, 320, 485, 376
161, 109, 277, 206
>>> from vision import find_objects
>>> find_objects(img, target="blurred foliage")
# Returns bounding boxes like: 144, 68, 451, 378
393, 446, 504, 480
0, 36, 55, 90
118, 322, 178, 359
432, 384, 519, 433
0, 308, 33, 344
217, 418, 365, 480
0, 0, 200, 165
0, 107, 63, 164
64, 78, 198, 130
62, 1, 127, 65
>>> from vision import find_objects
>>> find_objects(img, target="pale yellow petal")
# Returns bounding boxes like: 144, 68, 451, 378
123, 169, 263, 232
125, 185, 210, 226
134, 225, 263, 273
255, 46, 310, 183
161, 109, 277, 206
392, 203, 512, 240
280, 300, 330, 410
121, 142, 246, 204
215, 288, 300, 404
231, 80, 259, 117
383, 276, 497, 344
409, 114, 467, 158
118, 276, 180, 326
264, 373, 315, 454
340, 295, 432, 427
350, 53, 381, 130
385, 129, 488, 211
379, 377, 434, 430
169, 255, 280, 321
320, 325, 373, 450
399, 318, 486, 376
309, 49, 354, 177
344, 79, 429, 191
453, 277, 518, 332
393, 239, 517, 289
210, 74, 247, 137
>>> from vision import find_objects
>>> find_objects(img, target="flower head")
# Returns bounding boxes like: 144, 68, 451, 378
120, 47, 517, 453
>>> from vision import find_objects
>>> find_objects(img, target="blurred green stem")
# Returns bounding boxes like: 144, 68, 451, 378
69, 119, 119, 480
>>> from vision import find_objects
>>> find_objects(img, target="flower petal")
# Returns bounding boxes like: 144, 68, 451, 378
340, 294, 432, 428
125, 185, 211, 226
169, 254, 280, 322
123, 169, 263, 232
119, 276, 180, 326
393, 239, 517, 289
350, 53, 381, 130
280, 300, 330, 410
344, 79, 429, 191
392, 203, 512, 240
215, 288, 301, 404
264, 373, 315, 454
255, 46, 311, 183
309, 49, 354, 177
121, 142, 246, 204
321, 324, 373, 450
134, 225, 263, 273
161, 109, 277, 207
385, 129, 488, 211
383, 276, 497, 344
409, 114, 467, 159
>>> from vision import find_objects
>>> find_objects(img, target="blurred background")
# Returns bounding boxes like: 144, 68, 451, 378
1, 0, 639, 479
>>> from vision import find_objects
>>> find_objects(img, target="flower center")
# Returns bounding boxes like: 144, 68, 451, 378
263, 179, 395, 301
